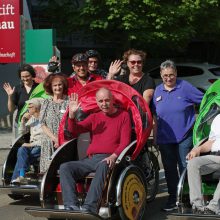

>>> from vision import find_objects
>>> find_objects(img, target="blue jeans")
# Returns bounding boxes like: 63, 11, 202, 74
159, 131, 193, 201
11, 146, 41, 181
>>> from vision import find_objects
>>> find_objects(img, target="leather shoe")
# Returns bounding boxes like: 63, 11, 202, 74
64, 205, 80, 211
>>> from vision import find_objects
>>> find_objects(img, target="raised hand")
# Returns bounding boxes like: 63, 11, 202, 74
3, 82, 15, 96
69, 93, 81, 119
48, 56, 60, 73
107, 60, 123, 79
49, 56, 59, 63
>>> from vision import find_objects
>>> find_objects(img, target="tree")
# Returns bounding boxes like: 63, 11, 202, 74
41, 0, 220, 52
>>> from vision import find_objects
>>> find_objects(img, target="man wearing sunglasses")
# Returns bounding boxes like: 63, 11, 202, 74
107, 49, 155, 105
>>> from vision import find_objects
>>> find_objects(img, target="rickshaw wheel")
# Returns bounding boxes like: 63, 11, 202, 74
145, 152, 159, 202
8, 194, 24, 200
118, 167, 147, 220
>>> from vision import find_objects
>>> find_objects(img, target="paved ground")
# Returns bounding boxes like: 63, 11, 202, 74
0, 128, 13, 172
0, 128, 14, 149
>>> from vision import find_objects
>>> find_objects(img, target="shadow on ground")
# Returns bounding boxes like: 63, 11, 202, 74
10, 195, 40, 207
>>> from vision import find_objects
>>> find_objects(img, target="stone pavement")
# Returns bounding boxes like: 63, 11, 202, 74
0, 128, 12, 185
0, 128, 13, 150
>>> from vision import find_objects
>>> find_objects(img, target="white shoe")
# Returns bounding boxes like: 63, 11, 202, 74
11, 176, 28, 185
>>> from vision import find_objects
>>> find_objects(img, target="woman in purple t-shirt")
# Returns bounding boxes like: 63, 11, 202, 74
152, 60, 203, 212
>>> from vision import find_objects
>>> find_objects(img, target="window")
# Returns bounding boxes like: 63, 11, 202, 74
149, 66, 204, 78
176, 66, 203, 77
209, 67, 220, 76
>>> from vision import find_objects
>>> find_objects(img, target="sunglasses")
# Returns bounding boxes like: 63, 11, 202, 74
128, 60, 142, 65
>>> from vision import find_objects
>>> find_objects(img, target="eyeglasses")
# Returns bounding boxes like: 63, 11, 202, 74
161, 74, 176, 79
128, 60, 142, 65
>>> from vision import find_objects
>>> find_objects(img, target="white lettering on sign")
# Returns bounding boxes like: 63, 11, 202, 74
0, 52, 15, 58
0, 1, 20, 63
0, 4, 16, 29
0, 4, 15, 15
0, 21, 14, 29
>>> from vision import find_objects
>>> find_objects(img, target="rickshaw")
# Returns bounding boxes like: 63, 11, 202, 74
22, 80, 159, 220
0, 82, 49, 200
169, 79, 220, 219
0, 132, 41, 200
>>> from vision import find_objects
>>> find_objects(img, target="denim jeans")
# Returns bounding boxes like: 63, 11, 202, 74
60, 154, 110, 213
159, 131, 193, 201
11, 145, 41, 181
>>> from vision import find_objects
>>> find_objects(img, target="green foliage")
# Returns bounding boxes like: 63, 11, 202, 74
42, 0, 220, 49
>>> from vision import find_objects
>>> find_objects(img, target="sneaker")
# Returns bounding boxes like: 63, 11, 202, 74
19, 176, 29, 185
192, 206, 204, 215
11, 177, 21, 185
11, 176, 28, 185
204, 207, 216, 215
162, 201, 178, 211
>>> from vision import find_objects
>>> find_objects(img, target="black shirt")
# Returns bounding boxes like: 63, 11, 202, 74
12, 82, 38, 122
117, 73, 155, 95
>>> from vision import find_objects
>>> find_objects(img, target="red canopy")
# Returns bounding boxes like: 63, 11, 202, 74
58, 80, 152, 160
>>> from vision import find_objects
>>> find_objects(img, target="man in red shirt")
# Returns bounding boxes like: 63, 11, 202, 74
68, 53, 102, 94
59, 88, 131, 213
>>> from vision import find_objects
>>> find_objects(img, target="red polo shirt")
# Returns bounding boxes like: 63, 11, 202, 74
68, 74, 102, 95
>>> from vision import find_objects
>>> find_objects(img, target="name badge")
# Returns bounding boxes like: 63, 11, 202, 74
156, 96, 162, 102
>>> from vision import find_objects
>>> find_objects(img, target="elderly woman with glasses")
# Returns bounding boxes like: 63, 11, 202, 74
152, 60, 203, 212
11, 98, 44, 185
107, 49, 155, 105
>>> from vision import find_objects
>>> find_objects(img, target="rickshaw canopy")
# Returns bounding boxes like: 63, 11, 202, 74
58, 80, 153, 160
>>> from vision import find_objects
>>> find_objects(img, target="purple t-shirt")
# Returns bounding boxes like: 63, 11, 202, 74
152, 80, 203, 144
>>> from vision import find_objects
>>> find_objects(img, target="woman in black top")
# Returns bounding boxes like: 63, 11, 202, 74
3, 64, 38, 138
107, 49, 155, 105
